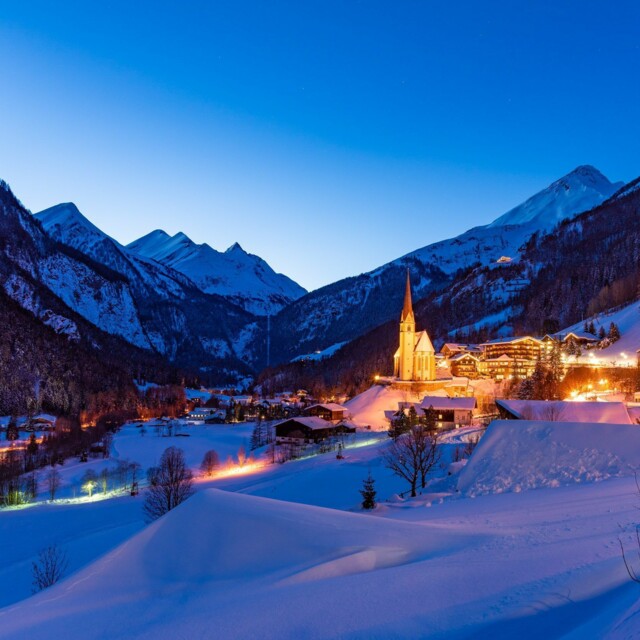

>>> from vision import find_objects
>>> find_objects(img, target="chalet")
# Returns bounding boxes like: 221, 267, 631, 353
204, 410, 227, 424
27, 415, 56, 432
275, 417, 351, 444
419, 396, 477, 428
449, 352, 480, 378
303, 403, 349, 422
441, 343, 468, 358
548, 331, 599, 347
186, 408, 218, 423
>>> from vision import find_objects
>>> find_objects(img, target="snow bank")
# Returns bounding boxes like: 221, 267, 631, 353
458, 419, 640, 496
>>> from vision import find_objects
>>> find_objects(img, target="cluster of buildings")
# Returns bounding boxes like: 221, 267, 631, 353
444, 332, 599, 381
392, 271, 603, 385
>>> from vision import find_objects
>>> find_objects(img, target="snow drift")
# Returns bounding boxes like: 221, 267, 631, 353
458, 419, 640, 496
0, 490, 470, 639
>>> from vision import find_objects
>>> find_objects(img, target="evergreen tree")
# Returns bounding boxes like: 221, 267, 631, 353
609, 322, 621, 342
423, 405, 437, 432
359, 472, 377, 510
530, 356, 547, 400
546, 342, 564, 399
250, 423, 262, 450
517, 377, 534, 400
6, 417, 18, 441
27, 433, 38, 456
407, 405, 419, 428
598, 325, 606, 340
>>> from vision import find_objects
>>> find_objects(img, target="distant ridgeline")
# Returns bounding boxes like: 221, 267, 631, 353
1, 165, 639, 402
258, 173, 640, 396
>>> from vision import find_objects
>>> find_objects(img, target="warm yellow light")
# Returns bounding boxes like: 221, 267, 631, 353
374, 375, 380, 381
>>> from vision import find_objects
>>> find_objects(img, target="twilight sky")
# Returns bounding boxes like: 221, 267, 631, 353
0, 1, 638, 291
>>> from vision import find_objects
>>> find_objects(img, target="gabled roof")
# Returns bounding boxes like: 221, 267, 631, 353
420, 396, 477, 411
450, 352, 479, 362
275, 416, 335, 431
306, 403, 348, 413
496, 399, 633, 424
414, 330, 435, 353
480, 336, 543, 347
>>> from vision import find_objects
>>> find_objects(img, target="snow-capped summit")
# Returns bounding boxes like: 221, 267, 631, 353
488, 165, 623, 229
128, 230, 306, 315
226, 242, 244, 253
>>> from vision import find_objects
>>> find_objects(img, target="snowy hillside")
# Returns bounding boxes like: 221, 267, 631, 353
128, 229, 306, 315
3, 455, 640, 638
561, 299, 640, 367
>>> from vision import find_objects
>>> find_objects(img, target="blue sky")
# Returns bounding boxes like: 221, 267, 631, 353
0, 1, 638, 291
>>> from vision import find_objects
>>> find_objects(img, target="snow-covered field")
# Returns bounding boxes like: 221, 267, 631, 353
2, 418, 640, 638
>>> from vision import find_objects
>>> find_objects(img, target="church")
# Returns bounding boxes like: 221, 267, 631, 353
393, 271, 437, 381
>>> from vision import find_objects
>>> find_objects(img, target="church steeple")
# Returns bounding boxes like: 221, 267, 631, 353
401, 268, 414, 323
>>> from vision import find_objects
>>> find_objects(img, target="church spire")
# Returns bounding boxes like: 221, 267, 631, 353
401, 268, 414, 322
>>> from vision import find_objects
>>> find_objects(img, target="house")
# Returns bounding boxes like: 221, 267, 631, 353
449, 352, 480, 378
275, 417, 347, 444
304, 403, 349, 422
204, 410, 227, 424
27, 415, 56, 432
441, 343, 468, 359
419, 396, 477, 428
186, 408, 218, 423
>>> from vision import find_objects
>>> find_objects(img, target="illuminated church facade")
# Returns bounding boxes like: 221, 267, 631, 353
393, 271, 437, 382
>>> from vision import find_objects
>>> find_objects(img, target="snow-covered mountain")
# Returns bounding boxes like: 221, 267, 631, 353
36, 203, 194, 300
397, 165, 623, 283
267, 166, 625, 364
128, 230, 306, 315
0, 189, 261, 380
488, 165, 622, 228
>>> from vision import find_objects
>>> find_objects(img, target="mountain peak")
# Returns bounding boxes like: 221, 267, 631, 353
225, 242, 245, 254
36, 202, 107, 240
487, 165, 623, 230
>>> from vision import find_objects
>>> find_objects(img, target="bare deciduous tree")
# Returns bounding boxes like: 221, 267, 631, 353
45, 468, 61, 501
383, 426, 441, 498
144, 447, 194, 521
32, 545, 68, 592
200, 450, 219, 477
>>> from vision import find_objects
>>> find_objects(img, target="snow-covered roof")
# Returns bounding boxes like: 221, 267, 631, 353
480, 336, 542, 346
442, 343, 467, 351
450, 352, 479, 362
420, 397, 476, 411
306, 403, 348, 413
414, 330, 435, 353
275, 416, 335, 431
496, 399, 633, 424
